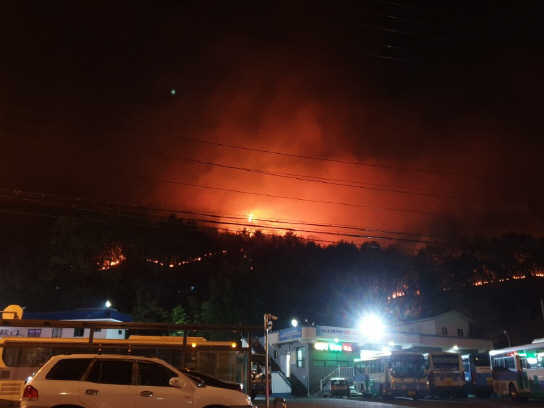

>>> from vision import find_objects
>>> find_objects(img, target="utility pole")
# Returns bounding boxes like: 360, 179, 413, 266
264, 313, 277, 408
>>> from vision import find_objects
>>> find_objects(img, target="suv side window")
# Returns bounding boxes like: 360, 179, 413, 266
87, 360, 134, 385
138, 362, 177, 387
45, 358, 93, 380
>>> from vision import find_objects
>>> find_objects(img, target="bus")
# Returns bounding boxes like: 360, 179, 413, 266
490, 339, 544, 401
0, 335, 247, 402
462, 353, 493, 398
353, 351, 429, 400
426, 352, 466, 398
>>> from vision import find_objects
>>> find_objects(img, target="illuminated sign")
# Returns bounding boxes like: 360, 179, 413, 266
330, 343, 342, 352
314, 342, 328, 351
314, 342, 353, 353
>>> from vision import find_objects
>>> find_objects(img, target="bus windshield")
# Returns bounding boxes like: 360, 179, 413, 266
431, 354, 460, 371
390, 354, 426, 378
473, 354, 490, 367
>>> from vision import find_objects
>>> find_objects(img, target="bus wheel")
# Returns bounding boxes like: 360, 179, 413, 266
509, 383, 520, 402
380, 385, 387, 400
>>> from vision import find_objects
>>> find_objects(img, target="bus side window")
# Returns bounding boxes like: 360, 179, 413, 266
506, 357, 517, 371
519, 357, 527, 369
493, 358, 508, 371
527, 358, 537, 369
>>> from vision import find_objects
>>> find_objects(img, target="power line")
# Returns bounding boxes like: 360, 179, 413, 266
0, 189, 468, 245
0, 131, 495, 203
133, 174, 451, 217
155, 132, 494, 180
1, 191, 538, 255
0, 189, 539, 253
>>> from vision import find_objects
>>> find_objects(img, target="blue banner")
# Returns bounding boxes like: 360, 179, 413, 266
279, 326, 302, 341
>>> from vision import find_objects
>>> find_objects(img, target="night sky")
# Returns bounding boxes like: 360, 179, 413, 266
1, 0, 544, 251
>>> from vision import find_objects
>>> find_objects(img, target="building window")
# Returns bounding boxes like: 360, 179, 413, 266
441, 327, 448, 336
296, 347, 305, 367
457, 328, 464, 337
52, 328, 62, 338
73, 328, 85, 337
28, 329, 41, 337
94, 328, 102, 333
118, 330, 123, 335
274, 350, 279, 358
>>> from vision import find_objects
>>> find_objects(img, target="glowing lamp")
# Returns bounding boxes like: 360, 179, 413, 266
359, 314, 385, 342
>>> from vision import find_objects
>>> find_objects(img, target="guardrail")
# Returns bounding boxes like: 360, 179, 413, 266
319, 366, 354, 390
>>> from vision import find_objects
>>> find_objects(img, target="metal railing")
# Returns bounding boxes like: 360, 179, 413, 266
319, 366, 354, 391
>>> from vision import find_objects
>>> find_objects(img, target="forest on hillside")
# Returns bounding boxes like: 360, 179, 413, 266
1, 210, 544, 348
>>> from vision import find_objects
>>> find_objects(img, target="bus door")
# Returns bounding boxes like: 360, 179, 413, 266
520, 350, 544, 395
368, 358, 385, 395
383, 359, 391, 393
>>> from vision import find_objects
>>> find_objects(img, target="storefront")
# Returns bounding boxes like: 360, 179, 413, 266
268, 326, 360, 396
266, 311, 493, 397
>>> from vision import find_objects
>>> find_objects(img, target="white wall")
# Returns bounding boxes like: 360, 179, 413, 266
394, 312, 471, 338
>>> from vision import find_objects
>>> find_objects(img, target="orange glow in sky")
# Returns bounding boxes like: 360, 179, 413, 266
3, 2, 543, 254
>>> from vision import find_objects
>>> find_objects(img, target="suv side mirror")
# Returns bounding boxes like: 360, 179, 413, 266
169, 377, 187, 388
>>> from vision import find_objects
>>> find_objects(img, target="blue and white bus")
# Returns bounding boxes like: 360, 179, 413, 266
490, 339, 544, 401
353, 351, 429, 400
462, 353, 493, 398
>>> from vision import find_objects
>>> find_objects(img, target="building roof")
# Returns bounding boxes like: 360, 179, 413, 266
23, 308, 133, 322
395, 310, 474, 325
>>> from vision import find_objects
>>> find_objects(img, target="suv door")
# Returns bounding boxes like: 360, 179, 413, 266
135, 361, 189, 408
78, 358, 137, 408
42, 357, 93, 405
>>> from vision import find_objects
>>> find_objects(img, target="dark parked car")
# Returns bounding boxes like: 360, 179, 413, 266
322, 378, 350, 398
180, 368, 244, 392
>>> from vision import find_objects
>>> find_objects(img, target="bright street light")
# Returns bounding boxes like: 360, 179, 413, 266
359, 314, 385, 341
291, 319, 298, 327
105, 300, 112, 308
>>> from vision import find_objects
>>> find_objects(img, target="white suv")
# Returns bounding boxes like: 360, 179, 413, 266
21, 354, 256, 408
